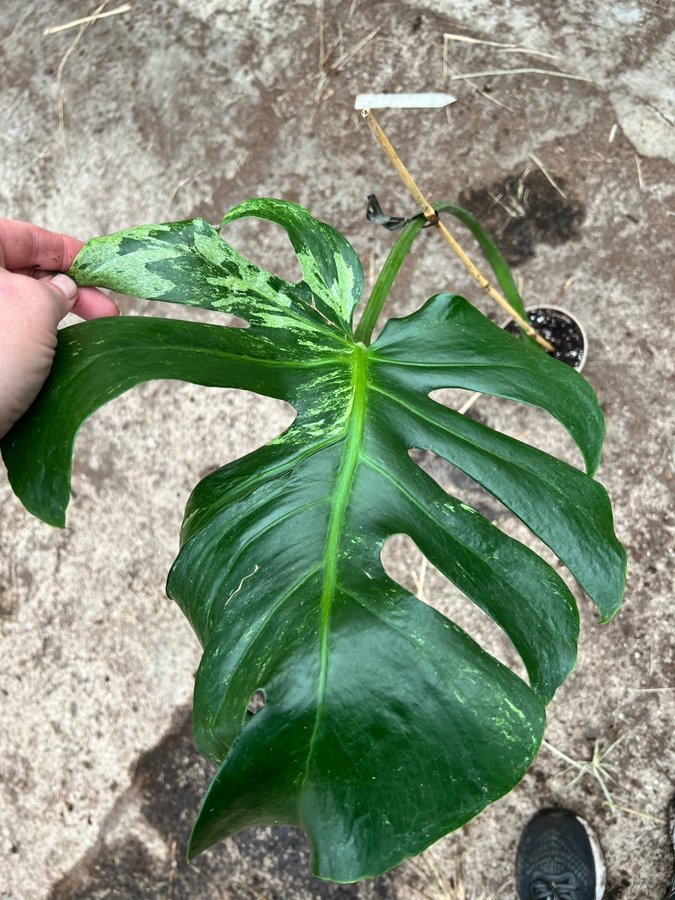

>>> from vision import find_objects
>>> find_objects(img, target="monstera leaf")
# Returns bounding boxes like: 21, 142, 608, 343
1, 199, 626, 882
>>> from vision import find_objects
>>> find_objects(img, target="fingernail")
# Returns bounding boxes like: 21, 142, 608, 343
50, 273, 78, 303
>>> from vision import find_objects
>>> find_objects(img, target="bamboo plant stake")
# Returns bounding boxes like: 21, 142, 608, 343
361, 108, 555, 353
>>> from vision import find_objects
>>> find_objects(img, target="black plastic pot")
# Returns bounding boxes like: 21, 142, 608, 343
504, 305, 588, 371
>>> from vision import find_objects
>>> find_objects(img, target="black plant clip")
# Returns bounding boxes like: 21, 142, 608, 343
366, 194, 430, 231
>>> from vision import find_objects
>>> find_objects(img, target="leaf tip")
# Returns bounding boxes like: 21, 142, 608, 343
186, 819, 209, 861
584, 441, 603, 478
24, 499, 67, 530
47, 510, 68, 530
592, 542, 628, 623
185, 835, 200, 862
597, 588, 624, 624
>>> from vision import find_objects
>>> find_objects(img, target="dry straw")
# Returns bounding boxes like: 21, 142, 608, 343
43, 3, 131, 36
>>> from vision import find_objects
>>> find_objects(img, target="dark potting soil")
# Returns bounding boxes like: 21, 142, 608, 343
504, 308, 585, 369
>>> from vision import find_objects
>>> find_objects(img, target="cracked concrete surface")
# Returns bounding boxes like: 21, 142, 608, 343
1, 1, 673, 898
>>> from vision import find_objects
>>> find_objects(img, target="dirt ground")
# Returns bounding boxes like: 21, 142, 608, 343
1, 1, 673, 898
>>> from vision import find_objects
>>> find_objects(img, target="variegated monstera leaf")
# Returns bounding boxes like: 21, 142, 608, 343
1, 199, 625, 882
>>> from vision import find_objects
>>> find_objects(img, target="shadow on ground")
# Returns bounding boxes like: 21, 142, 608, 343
49, 709, 395, 900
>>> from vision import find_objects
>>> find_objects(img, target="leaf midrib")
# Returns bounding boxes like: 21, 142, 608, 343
59, 340, 351, 373
302, 342, 369, 786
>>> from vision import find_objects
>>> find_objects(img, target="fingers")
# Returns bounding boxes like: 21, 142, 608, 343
45, 274, 80, 320
0, 218, 84, 272
0, 221, 119, 320
39, 276, 119, 321
32, 274, 119, 321
0, 270, 77, 333
0, 235, 121, 437
71, 286, 120, 320
0, 271, 73, 437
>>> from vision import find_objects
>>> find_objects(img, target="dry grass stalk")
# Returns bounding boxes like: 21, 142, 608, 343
427, 847, 458, 898
410, 886, 436, 900
162, 172, 202, 219
634, 152, 644, 189
56, 0, 115, 150
462, 77, 514, 112
442, 36, 514, 111
317, 0, 325, 70
331, 26, 381, 71
43, 2, 131, 36
457, 392, 481, 416
413, 554, 429, 603
167, 837, 177, 896
310, 13, 379, 118
488, 166, 530, 221
408, 848, 462, 900
448, 67, 593, 84
412, 552, 467, 611
442, 33, 560, 60
602, 800, 667, 826
125, 138, 164, 177
529, 152, 567, 199
553, 274, 576, 305
409, 846, 512, 899
361, 109, 554, 351
543, 735, 625, 809
634, 686, 675, 691
485, 881, 513, 899
347, 0, 360, 18
455, 74, 514, 111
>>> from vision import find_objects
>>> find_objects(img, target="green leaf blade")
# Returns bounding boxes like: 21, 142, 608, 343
5, 206, 626, 883
369, 385, 625, 622
187, 573, 546, 881
222, 198, 364, 332
171, 346, 577, 875
69, 215, 346, 339
0, 316, 336, 526
357, 442, 579, 702
372, 294, 606, 475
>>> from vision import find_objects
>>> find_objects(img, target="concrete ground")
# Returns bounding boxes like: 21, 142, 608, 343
1, 1, 673, 897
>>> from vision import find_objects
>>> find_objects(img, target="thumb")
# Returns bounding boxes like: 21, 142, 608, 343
42, 273, 79, 321
0, 272, 79, 438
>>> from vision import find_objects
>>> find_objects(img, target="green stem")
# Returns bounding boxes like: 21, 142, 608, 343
354, 202, 533, 347
433, 202, 528, 321
354, 216, 426, 345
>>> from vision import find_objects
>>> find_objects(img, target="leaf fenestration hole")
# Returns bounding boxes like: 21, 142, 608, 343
408, 446, 567, 575
409, 447, 506, 527
428, 388, 582, 470
220, 218, 304, 285
380, 533, 527, 682
247, 689, 266, 717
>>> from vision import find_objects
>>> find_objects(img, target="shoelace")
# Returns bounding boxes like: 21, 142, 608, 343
530, 873, 579, 900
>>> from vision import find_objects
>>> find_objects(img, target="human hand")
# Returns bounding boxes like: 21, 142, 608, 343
0, 218, 119, 438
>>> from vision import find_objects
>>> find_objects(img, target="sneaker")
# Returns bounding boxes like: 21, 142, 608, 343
515, 808, 606, 900
665, 794, 675, 900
